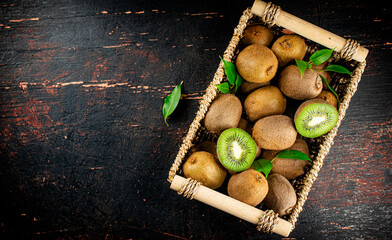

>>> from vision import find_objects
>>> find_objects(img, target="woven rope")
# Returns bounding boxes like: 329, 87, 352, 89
256, 209, 279, 233
340, 39, 360, 61
261, 2, 281, 27
177, 178, 201, 200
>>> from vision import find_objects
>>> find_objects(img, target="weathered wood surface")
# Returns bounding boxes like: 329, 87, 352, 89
0, 0, 391, 239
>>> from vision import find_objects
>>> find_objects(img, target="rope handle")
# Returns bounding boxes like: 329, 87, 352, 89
171, 175, 293, 237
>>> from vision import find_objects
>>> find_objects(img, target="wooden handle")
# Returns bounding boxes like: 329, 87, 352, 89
170, 175, 292, 237
251, 0, 368, 62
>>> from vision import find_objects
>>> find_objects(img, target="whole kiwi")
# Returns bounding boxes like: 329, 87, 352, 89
237, 117, 249, 131
263, 173, 297, 216
252, 115, 297, 150
271, 34, 307, 67
239, 79, 270, 95
310, 62, 332, 89
319, 70, 332, 89
241, 24, 274, 46
244, 86, 286, 122
183, 151, 227, 189
190, 141, 218, 158
203, 94, 242, 134
236, 44, 278, 83
311, 61, 328, 71
279, 65, 323, 100
316, 90, 338, 109
262, 138, 311, 179
227, 169, 268, 206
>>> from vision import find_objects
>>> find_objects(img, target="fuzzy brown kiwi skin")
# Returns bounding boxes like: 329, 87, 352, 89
263, 173, 297, 216
183, 151, 227, 190
310, 62, 332, 89
271, 35, 307, 67
318, 70, 332, 89
316, 90, 338, 109
236, 44, 278, 83
244, 86, 287, 122
279, 65, 323, 100
239, 79, 270, 95
227, 169, 268, 206
262, 138, 311, 180
294, 99, 335, 123
241, 24, 274, 47
237, 118, 249, 131
190, 141, 218, 158
252, 115, 297, 150
203, 94, 242, 134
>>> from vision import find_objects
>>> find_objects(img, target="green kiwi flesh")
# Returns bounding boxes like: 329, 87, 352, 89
217, 128, 257, 172
295, 99, 339, 138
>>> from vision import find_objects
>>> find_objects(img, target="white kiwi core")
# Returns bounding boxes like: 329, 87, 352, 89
232, 140, 244, 160
308, 116, 326, 127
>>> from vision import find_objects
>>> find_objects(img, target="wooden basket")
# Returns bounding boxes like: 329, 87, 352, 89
167, 0, 368, 237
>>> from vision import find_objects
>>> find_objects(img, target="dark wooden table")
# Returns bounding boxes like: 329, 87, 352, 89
1, 0, 391, 239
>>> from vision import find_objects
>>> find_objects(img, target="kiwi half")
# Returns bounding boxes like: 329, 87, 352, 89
294, 99, 339, 138
217, 128, 257, 172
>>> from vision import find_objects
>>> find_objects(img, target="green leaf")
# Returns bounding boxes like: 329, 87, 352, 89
215, 82, 230, 94
319, 74, 340, 109
324, 64, 351, 75
233, 73, 243, 93
252, 159, 273, 179
162, 82, 182, 126
295, 59, 311, 79
275, 150, 312, 162
309, 49, 334, 65
219, 56, 236, 85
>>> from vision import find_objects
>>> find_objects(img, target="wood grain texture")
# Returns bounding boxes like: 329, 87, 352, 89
0, 0, 391, 239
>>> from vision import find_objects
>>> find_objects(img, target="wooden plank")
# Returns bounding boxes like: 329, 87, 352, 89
0, 0, 391, 239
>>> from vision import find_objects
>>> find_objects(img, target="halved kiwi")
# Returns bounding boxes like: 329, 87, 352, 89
217, 128, 257, 172
294, 99, 339, 138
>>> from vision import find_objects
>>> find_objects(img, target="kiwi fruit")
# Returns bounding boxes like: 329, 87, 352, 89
244, 86, 286, 122
217, 128, 258, 172
227, 169, 268, 206
190, 141, 217, 158
237, 118, 249, 131
316, 90, 338, 109
311, 61, 328, 71
271, 34, 307, 67
263, 173, 297, 216
262, 138, 311, 180
294, 99, 339, 138
279, 65, 323, 100
252, 115, 297, 150
239, 79, 270, 95
318, 70, 332, 89
203, 94, 242, 134
183, 151, 227, 189
241, 24, 274, 47
235, 44, 278, 83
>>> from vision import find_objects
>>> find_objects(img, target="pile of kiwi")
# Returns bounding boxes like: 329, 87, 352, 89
182, 24, 341, 216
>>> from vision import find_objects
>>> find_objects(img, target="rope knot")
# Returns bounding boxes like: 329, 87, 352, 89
177, 178, 201, 200
261, 2, 281, 27
340, 39, 360, 61
257, 209, 279, 233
